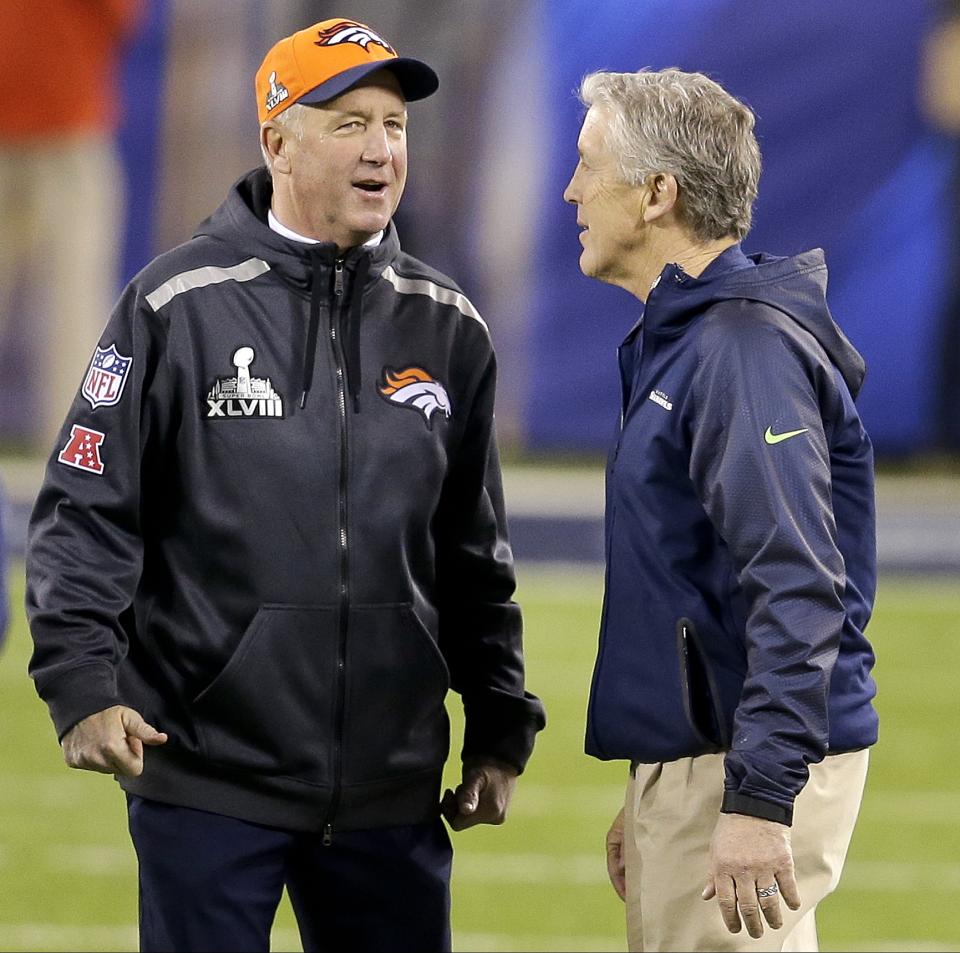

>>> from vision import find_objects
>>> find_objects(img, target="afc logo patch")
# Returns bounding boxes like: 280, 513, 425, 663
58, 425, 106, 475
82, 343, 132, 409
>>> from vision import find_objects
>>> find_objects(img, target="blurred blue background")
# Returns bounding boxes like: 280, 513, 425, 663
1, 0, 958, 458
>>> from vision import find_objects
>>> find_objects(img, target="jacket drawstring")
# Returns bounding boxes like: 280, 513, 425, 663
342, 254, 370, 413
299, 248, 325, 409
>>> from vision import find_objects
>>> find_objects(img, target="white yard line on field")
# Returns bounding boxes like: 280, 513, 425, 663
0, 924, 138, 951
0, 925, 954, 953
842, 860, 960, 892
455, 854, 960, 893
455, 932, 623, 952
0, 924, 306, 953
863, 790, 960, 819
509, 783, 626, 816
25, 840, 960, 896
44, 844, 135, 874
834, 944, 959, 953
454, 852, 603, 884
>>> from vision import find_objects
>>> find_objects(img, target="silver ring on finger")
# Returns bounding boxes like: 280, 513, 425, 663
757, 884, 780, 899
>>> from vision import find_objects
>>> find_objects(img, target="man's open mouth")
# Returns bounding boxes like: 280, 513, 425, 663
354, 182, 387, 193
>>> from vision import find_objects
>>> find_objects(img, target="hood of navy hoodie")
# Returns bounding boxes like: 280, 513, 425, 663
644, 245, 866, 398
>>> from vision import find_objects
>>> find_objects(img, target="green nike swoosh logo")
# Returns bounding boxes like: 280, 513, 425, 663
764, 426, 809, 445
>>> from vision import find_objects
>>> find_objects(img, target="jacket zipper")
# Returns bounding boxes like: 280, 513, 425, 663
590, 320, 645, 746
323, 259, 348, 846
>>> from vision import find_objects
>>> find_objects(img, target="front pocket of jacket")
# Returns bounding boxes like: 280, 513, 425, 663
676, 617, 728, 749
342, 604, 451, 783
192, 605, 337, 780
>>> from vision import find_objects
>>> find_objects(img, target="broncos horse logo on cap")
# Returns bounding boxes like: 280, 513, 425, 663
379, 366, 451, 429
314, 20, 396, 54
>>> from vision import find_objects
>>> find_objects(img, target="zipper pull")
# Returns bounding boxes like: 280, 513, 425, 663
334, 260, 344, 297
322, 823, 333, 846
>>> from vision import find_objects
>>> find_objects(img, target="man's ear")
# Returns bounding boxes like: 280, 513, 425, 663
642, 173, 679, 224
262, 123, 292, 175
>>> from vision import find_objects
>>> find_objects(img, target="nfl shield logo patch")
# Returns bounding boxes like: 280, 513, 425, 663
82, 343, 132, 410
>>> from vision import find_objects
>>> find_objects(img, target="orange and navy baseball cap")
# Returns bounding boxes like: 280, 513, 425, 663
255, 18, 439, 124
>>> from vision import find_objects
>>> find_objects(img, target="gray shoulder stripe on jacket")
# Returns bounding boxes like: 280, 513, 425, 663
380, 265, 488, 332
145, 258, 271, 311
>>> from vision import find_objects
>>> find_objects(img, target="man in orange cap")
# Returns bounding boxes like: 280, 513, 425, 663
27, 18, 545, 952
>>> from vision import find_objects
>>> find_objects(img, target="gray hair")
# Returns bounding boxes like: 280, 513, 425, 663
579, 68, 761, 241
260, 102, 308, 170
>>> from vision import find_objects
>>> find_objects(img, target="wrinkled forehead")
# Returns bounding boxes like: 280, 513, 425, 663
578, 104, 612, 153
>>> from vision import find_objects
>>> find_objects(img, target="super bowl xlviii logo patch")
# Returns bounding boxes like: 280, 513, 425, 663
265, 71, 289, 112
206, 347, 284, 418
58, 424, 106, 475
82, 343, 132, 409
379, 366, 451, 429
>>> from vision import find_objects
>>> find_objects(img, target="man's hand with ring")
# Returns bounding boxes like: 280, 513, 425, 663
701, 812, 802, 938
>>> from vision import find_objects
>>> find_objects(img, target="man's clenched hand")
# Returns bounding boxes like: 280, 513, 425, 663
62, 705, 167, 777
440, 757, 517, 831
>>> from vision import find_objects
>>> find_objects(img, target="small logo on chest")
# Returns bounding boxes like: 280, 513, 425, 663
647, 389, 674, 411
378, 366, 451, 428
206, 347, 284, 418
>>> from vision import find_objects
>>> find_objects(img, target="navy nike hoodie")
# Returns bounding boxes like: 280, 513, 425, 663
586, 244, 878, 825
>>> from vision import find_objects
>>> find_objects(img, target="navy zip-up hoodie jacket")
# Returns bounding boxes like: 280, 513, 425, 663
586, 245, 878, 825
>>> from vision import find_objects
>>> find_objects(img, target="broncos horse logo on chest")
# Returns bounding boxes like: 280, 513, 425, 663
379, 366, 451, 429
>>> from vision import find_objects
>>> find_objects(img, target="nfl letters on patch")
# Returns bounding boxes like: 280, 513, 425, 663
82, 343, 132, 409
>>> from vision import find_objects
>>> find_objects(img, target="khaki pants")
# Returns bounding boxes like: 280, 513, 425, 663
624, 749, 869, 952
0, 135, 122, 449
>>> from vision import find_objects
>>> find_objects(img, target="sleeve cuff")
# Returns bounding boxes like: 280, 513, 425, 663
461, 689, 547, 774
37, 663, 120, 741
721, 791, 793, 826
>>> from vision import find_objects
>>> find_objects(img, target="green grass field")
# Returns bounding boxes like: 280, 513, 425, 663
1, 563, 958, 952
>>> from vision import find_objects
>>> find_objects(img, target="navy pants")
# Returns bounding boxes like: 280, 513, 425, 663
126, 795, 452, 953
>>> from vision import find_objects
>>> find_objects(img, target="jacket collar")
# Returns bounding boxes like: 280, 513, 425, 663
195, 167, 401, 293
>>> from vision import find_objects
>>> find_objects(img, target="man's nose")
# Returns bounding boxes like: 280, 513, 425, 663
361, 126, 392, 164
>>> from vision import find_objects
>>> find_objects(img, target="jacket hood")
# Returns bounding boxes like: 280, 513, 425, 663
193, 167, 401, 291
645, 246, 866, 397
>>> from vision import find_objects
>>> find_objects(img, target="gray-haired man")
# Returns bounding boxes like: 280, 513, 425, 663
564, 68, 877, 952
